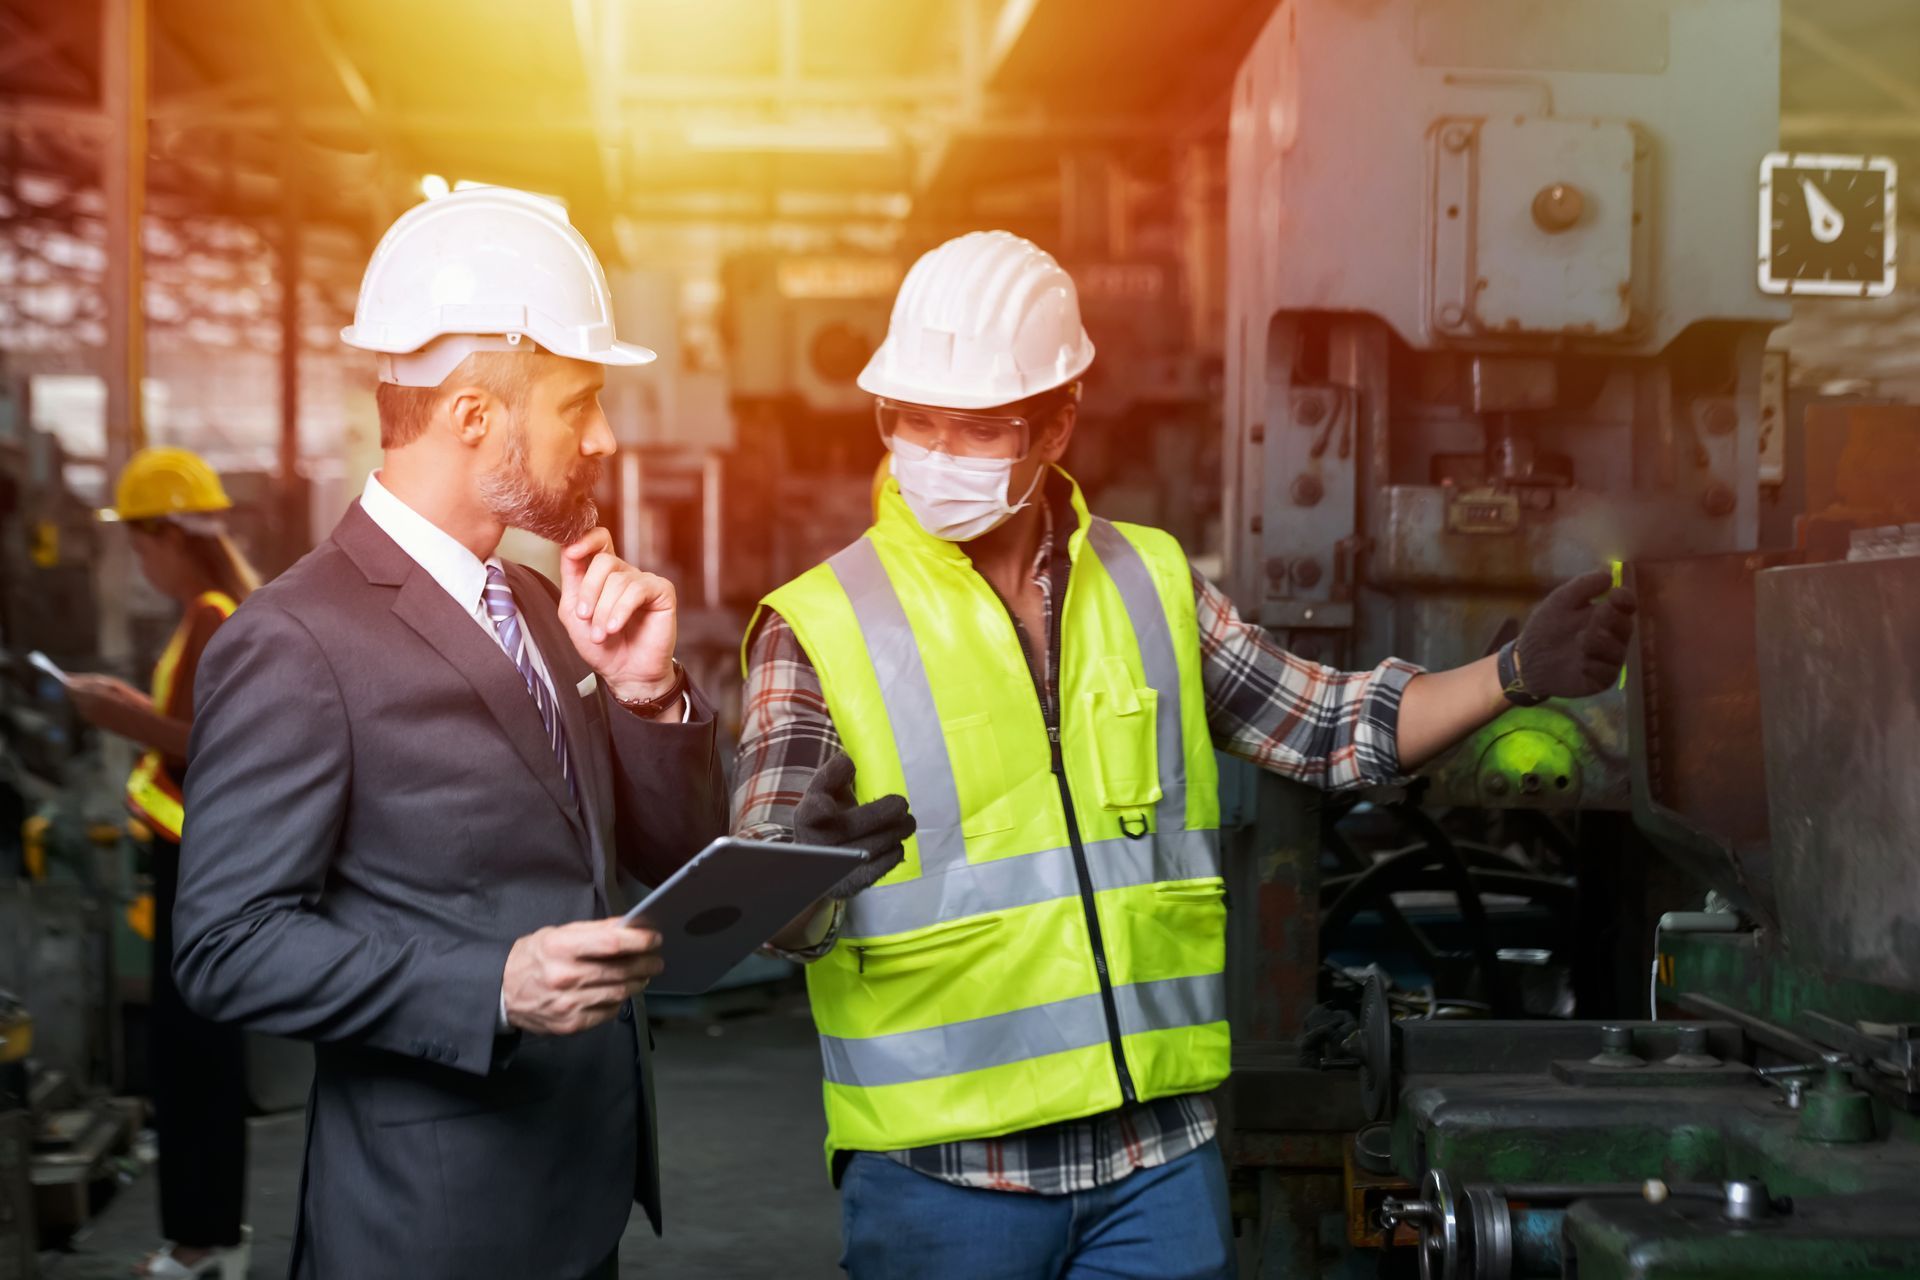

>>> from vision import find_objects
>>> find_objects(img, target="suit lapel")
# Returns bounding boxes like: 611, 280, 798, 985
333, 502, 589, 852
389, 573, 591, 849
505, 562, 617, 900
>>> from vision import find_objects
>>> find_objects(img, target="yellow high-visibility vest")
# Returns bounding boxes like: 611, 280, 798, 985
754, 470, 1227, 1161
126, 591, 236, 842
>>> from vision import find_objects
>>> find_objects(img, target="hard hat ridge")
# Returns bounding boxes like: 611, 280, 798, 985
858, 229, 1095, 411
340, 185, 656, 387
99, 446, 234, 524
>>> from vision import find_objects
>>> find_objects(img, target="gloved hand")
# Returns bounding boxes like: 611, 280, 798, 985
1504, 570, 1638, 703
793, 752, 917, 900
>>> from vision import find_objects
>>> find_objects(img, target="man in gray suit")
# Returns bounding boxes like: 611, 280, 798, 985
173, 187, 727, 1279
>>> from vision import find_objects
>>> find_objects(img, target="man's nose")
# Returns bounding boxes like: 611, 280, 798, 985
582, 405, 616, 457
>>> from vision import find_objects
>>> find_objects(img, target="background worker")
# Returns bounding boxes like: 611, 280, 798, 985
72, 446, 258, 1280
170, 186, 728, 1280
736, 231, 1636, 1279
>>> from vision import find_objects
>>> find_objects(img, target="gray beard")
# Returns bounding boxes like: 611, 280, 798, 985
478, 422, 602, 545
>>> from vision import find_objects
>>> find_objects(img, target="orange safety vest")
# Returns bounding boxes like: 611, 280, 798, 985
125, 591, 236, 842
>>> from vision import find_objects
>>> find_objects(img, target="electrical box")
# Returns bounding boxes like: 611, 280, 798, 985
1432, 116, 1646, 338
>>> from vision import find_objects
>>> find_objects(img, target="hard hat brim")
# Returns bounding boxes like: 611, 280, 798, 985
855, 341, 1094, 411
97, 504, 232, 525
341, 325, 658, 369
594, 340, 659, 367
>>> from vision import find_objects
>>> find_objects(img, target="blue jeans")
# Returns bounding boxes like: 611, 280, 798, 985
839, 1139, 1235, 1280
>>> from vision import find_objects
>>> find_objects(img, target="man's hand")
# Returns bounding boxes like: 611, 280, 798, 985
502, 918, 664, 1036
559, 528, 679, 709
1509, 569, 1638, 701
795, 752, 917, 900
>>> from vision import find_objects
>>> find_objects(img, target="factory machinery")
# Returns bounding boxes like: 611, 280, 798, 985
1218, 0, 1920, 1275
0, 416, 143, 1269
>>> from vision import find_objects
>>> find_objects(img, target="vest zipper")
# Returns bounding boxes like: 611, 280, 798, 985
989, 509, 1137, 1105
1047, 721, 1138, 1104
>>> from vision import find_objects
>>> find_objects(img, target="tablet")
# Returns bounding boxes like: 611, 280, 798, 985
621, 837, 870, 995
28, 651, 72, 688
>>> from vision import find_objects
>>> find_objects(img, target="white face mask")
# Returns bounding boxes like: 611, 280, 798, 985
888, 438, 1044, 542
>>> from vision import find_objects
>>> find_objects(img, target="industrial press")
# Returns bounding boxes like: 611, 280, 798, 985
1216, 1, 1920, 1274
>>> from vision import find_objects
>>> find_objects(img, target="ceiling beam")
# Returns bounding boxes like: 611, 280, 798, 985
981, 0, 1042, 90
0, 4, 94, 95
615, 74, 967, 105
570, 0, 625, 212
298, 0, 377, 121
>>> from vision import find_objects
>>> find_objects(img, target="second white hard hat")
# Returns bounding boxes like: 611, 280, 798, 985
340, 186, 656, 387
857, 230, 1094, 411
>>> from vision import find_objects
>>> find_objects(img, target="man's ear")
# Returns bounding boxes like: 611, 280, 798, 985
1037, 401, 1077, 464
441, 384, 496, 448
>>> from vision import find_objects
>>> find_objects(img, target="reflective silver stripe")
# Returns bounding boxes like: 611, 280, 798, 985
820, 974, 1227, 1088
828, 538, 968, 876
820, 990, 1111, 1087
843, 829, 1222, 939
1113, 973, 1228, 1038
1085, 519, 1188, 830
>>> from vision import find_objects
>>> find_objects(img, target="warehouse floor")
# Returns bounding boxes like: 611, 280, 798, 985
40, 994, 845, 1280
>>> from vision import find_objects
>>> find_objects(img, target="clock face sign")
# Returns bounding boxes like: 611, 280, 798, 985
1759, 153, 1898, 297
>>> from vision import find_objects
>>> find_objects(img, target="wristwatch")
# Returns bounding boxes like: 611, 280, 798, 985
1496, 640, 1547, 707
613, 659, 688, 718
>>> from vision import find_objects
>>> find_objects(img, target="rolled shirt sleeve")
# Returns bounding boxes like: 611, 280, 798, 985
1194, 569, 1422, 790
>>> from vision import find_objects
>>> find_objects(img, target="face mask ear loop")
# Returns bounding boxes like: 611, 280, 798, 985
1005, 460, 1045, 516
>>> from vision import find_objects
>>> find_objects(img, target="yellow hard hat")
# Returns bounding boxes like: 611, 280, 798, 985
99, 447, 233, 524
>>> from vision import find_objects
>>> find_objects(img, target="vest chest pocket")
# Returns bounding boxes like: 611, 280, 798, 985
943, 711, 1016, 837
1081, 656, 1163, 816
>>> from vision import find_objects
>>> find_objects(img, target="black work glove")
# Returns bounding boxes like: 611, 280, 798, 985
1503, 570, 1638, 704
793, 751, 916, 900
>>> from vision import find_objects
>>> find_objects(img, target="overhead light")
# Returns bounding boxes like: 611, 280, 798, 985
683, 122, 895, 154
419, 173, 451, 200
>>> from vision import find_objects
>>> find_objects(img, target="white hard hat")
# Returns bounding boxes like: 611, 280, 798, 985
341, 185, 656, 387
856, 230, 1094, 411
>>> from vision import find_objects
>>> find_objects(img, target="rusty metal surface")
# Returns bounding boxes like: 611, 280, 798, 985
1757, 555, 1920, 997
1225, 770, 1329, 1044
1345, 1138, 1420, 1249
1802, 403, 1920, 531
1625, 549, 1804, 921
1231, 1132, 1347, 1170
1375, 486, 1723, 593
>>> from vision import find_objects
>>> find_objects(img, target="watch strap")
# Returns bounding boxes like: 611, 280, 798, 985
614, 659, 687, 718
1497, 640, 1547, 707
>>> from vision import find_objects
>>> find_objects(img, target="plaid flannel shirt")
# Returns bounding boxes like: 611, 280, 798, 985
734, 490, 1421, 1195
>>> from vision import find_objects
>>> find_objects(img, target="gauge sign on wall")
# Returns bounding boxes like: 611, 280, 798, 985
1758, 152, 1898, 297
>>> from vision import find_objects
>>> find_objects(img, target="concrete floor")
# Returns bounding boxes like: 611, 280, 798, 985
41, 995, 844, 1279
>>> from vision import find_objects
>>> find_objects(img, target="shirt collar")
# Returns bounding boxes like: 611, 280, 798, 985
1031, 492, 1054, 587
360, 471, 502, 615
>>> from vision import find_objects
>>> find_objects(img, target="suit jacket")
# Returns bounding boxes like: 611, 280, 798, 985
173, 501, 727, 1280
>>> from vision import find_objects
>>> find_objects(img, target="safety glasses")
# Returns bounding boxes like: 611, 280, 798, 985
875, 399, 1031, 461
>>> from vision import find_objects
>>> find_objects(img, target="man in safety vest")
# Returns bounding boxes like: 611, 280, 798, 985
735, 230, 1635, 1280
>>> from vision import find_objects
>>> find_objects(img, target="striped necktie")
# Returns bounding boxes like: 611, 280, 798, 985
483, 564, 578, 805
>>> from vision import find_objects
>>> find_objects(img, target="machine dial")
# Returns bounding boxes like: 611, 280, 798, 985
1760, 153, 1898, 297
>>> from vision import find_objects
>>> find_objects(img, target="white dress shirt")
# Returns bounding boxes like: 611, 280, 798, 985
360, 471, 563, 706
